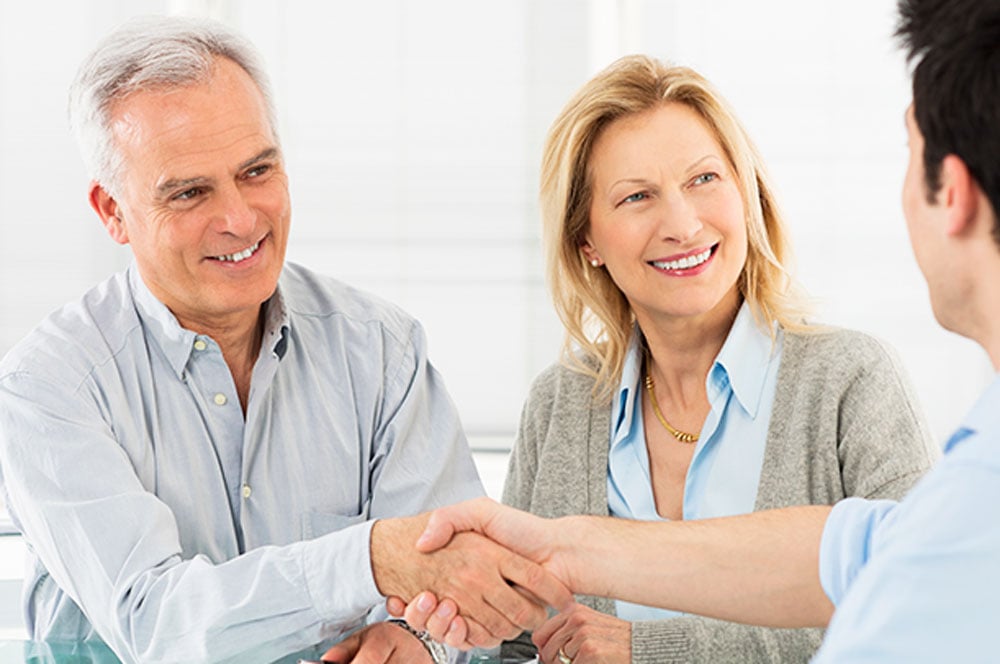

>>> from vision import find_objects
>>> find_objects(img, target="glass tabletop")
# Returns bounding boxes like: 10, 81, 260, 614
0, 641, 537, 663
0, 641, 120, 664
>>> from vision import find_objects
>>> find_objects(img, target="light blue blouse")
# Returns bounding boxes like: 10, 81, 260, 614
608, 303, 783, 621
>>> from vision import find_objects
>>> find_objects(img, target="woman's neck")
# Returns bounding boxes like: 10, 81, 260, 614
637, 294, 742, 403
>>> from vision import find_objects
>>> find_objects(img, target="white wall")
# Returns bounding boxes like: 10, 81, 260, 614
0, 0, 991, 638
0, 1, 991, 498
0, 0, 987, 459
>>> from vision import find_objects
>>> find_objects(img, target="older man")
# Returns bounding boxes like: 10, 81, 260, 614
0, 16, 567, 664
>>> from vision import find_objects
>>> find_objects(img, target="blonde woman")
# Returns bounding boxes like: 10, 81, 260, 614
394, 55, 938, 663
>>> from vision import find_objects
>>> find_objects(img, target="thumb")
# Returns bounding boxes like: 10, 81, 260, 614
415, 497, 498, 552
320, 631, 361, 664
385, 595, 407, 618
414, 510, 459, 552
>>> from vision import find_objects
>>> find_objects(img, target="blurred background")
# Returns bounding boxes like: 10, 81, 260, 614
0, 0, 991, 637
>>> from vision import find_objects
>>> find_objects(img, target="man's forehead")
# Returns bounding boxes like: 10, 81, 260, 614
112, 63, 273, 144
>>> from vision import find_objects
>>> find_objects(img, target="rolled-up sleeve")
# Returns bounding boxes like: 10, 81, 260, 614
818, 497, 898, 606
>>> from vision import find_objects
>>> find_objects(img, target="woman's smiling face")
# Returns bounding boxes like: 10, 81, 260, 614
583, 101, 748, 325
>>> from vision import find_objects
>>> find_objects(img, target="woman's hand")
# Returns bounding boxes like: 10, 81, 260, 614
533, 603, 631, 664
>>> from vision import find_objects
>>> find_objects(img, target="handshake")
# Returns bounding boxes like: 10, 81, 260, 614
321, 498, 616, 663
320, 498, 833, 663
376, 498, 579, 648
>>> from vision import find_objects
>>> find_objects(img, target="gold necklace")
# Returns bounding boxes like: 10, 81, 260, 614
644, 369, 699, 444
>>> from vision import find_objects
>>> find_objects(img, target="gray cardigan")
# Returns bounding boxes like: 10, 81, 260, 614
502, 328, 939, 663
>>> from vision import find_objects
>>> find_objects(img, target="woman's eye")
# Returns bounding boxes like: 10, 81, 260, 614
692, 173, 718, 186
622, 192, 647, 204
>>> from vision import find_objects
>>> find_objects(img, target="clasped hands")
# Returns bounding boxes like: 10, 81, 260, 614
377, 499, 630, 663
370, 505, 574, 649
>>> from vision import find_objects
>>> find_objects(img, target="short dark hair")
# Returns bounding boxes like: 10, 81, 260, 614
896, 0, 1000, 244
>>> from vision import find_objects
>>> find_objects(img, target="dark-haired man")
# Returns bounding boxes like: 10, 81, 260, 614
399, 1, 1000, 660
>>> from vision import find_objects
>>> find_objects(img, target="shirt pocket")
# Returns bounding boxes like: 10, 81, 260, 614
301, 508, 370, 540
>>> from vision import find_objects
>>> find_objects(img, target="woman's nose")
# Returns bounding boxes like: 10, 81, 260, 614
655, 192, 703, 243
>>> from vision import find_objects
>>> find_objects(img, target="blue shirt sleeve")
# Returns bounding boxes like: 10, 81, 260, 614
814, 442, 1000, 662
818, 497, 897, 606
0, 266, 484, 663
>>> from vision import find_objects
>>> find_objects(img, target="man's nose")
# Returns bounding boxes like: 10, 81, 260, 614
214, 183, 256, 235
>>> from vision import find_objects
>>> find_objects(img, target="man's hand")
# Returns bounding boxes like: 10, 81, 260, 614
533, 603, 631, 664
387, 596, 632, 663
386, 592, 469, 648
409, 499, 835, 632
415, 498, 574, 586
371, 511, 572, 648
319, 622, 431, 663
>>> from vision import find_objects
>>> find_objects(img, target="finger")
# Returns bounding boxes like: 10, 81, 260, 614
469, 596, 523, 643
562, 631, 596, 664
348, 642, 395, 664
442, 615, 470, 649
385, 595, 407, 618
415, 497, 498, 552
463, 616, 503, 650
478, 579, 545, 637
320, 631, 362, 664
532, 608, 571, 654
500, 554, 574, 614
537, 620, 576, 664
402, 591, 439, 631
423, 598, 458, 641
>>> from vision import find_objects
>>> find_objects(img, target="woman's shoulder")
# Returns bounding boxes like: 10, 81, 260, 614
528, 354, 602, 400
783, 325, 902, 369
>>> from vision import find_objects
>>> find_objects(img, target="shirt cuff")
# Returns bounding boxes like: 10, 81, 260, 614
301, 519, 382, 625
818, 497, 897, 606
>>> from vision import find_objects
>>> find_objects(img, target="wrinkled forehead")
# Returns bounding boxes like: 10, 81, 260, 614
107, 56, 276, 146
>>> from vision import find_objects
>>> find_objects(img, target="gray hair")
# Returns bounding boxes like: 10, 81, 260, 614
68, 15, 279, 198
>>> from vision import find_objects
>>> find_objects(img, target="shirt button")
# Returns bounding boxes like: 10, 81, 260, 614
193, 339, 207, 351
213, 393, 227, 406
242, 484, 252, 499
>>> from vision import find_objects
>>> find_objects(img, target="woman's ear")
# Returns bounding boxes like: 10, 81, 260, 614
580, 240, 602, 267
89, 182, 130, 245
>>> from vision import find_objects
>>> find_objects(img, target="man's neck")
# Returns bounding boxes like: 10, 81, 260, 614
179, 306, 266, 414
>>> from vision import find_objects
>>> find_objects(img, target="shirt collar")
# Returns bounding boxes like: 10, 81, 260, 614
612, 331, 645, 437
712, 302, 779, 419
612, 302, 777, 437
948, 372, 1000, 452
129, 263, 291, 379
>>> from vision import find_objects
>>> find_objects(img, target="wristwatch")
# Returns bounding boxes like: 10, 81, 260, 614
388, 619, 448, 664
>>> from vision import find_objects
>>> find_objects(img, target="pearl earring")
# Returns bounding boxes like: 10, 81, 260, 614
590, 258, 601, 268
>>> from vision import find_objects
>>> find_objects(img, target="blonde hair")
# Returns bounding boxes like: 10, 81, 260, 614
541, 55, 810, 399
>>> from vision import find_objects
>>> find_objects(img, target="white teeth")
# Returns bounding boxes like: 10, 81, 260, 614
215, 241, 260, 263
652, 248, 712, 271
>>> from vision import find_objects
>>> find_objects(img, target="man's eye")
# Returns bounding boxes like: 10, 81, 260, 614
692, 173, 718, 186
173, 187, 204, 201
246, 164, 270, 178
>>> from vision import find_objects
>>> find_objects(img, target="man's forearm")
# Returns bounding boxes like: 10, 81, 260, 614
558, 506, 835, 628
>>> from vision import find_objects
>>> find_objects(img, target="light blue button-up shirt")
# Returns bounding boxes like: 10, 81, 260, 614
815, 375, 1000, 662
608, 303, 783, 621
0, 262, 483, 663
